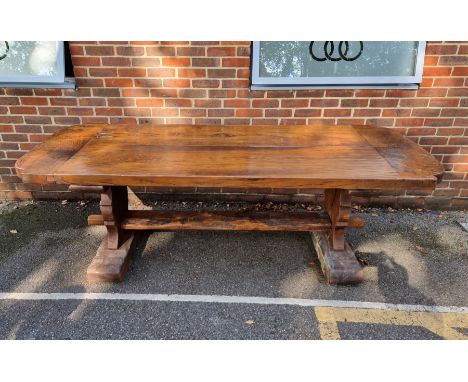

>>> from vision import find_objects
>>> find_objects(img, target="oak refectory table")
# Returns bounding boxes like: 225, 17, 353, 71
15, 124, 443, 284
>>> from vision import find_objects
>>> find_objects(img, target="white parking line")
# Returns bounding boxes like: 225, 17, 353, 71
0, 292, 467, 314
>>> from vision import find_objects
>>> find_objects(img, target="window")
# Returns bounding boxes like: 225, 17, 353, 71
0, 41, 75, 88
251, 41, 426, 89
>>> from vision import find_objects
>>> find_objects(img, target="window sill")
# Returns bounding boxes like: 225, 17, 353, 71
0, 77, 76, 89
250, 84, 420, 90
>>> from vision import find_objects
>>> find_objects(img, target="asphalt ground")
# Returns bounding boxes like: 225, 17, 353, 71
0, 200, 466, 340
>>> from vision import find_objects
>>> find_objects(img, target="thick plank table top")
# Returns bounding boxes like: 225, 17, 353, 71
16, 123, 443, 190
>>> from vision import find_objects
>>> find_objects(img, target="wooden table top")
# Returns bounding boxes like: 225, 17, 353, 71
16, 123, 443, 190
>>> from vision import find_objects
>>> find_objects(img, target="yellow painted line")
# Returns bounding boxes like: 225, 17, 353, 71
315, 307, 468, 340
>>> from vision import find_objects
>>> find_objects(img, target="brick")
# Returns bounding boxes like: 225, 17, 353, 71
176, 47, 206, 56
131, 58, 161, 67
107, 98, 135, 107
425, 44, 458, 55
266, 91, 294, 98
163, 79, 191, 88
1, 134, 28, 142
179, 89, 206, 98
207, 47, 236, 56
116, 46, 145, 56
236, 109, 263, 117
395, 118, 425, 127
222, 58, 250, 67
15, 125, 42, 134
448, 137, 468, 145
38, 107, 66, 115
354, 90, 385, 97
146, 46, 176, 56
411, 109, 440, 117
422, 67, 452, 76
324, 109, 351, 117
192, 79, 219, 88
441, 109, 468, 117
309, 99, 339, 107
72, 57, 101, 66
225, 99, 250, 108
133, 79, 162, 88
437, 127, 464, 136
194, 99, 221, 108
279, 119, 307, 125
419, 137, 448, 145
265, 109, 292, 118
325, 90, 354, 97
294, 109, 321, 117
385, 90, 417, 98
207, 69, 236, 78
150, 89, 178, 98
369, 99, 399, 107
192, 58, 220, 67
222, 79, 249, 88
89, 68, 118, 77
340, 99, 369, 107
432, 146, 460, 155
295, 90, 325, 98
67, 108, 94, 116
0, 97, 20, 105
400, 99, 429, 107
251, 99, 279, 108
209, 90, 236, 98
117, 68, 147, 77
124, 108, 151, 117
161, 57, 190, 67
93, 88, 120, 97
382, 109, 411, 117
281, 99, 308, 108
165, 99, 192, 107
439, 56, 468, 65
433, 78, 464, 87
95, 107, 122, 116
9, 106, 36, 114
452, 67, 468, 76
353, 109, 381, 117
208, 109, 234, 117
417, 88, 447, 97
180, 109, 206, 117
237, 46, 250, 56
177, 68, 205, 78
104, 78, 134, 87
135, 99, 164, 107
424, 118, 453, 127
101, 57, 131, 66
85, 46, 115, 56
429, 98, 460, 107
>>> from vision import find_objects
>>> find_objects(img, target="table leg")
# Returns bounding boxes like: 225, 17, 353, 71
87, 186, 136, 282
312, 189, 363, 284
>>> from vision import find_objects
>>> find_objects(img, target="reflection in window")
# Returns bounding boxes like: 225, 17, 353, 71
251, 41, 426, 89
0, 41, 74, 88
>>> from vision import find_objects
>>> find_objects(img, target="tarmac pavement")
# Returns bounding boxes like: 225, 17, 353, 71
0, 200, 466, 339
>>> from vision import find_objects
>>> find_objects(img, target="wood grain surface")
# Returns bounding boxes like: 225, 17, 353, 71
16, 123, 443, 190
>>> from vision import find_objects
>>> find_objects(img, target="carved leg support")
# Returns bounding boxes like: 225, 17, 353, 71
87, 186, 135, 282
311, 189, 363, 284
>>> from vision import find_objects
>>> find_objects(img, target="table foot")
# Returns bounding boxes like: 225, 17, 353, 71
310, 231, 363, 284
87, 232, 136, 282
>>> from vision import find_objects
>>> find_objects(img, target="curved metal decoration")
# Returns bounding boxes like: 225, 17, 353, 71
0, 41, 9, 61
309, 41, 363, 62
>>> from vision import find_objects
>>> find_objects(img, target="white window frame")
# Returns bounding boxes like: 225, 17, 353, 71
0, 41, 75, 88
251, 41, 426, 90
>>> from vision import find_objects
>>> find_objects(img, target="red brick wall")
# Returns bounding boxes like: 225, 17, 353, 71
1, 41, 467, 209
